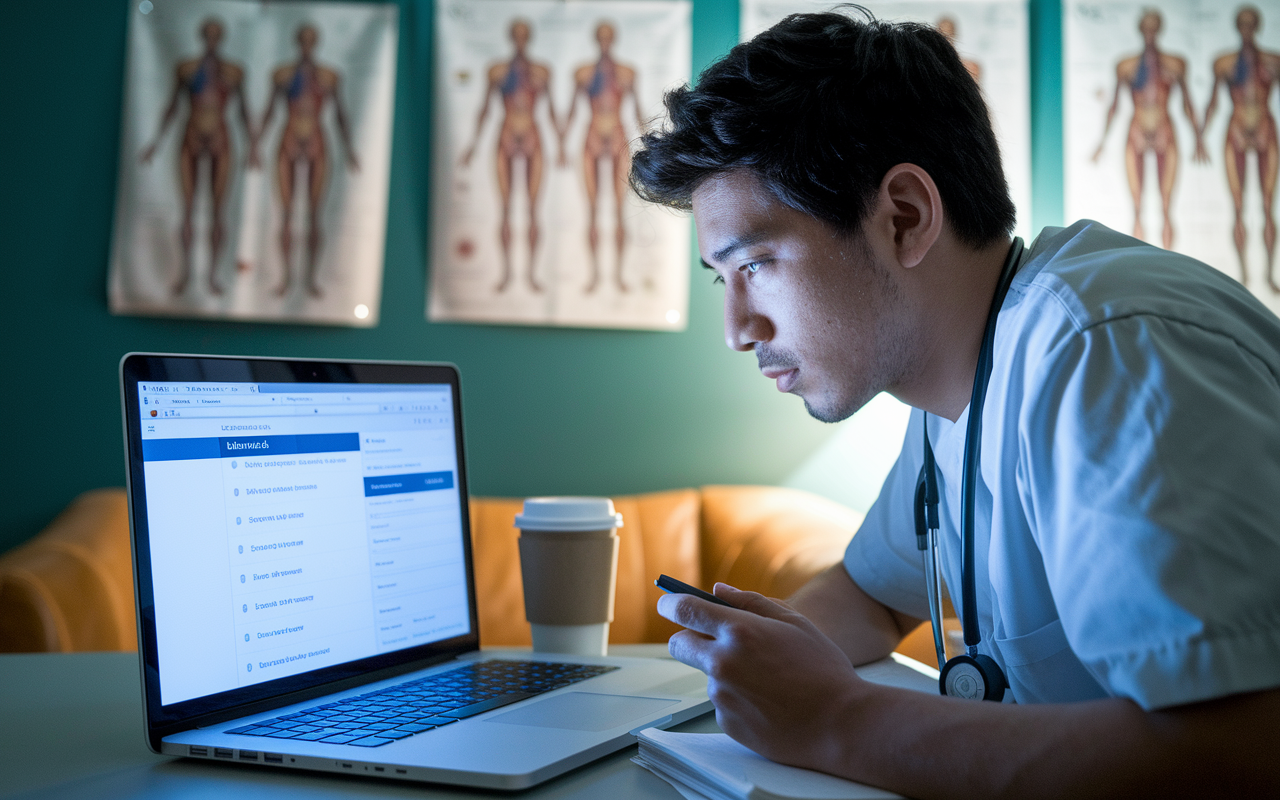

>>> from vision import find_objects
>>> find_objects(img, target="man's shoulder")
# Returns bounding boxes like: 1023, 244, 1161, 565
1005, 221, 1280, 371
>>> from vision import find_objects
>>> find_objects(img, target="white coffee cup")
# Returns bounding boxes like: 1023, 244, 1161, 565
514, 497, 622, 656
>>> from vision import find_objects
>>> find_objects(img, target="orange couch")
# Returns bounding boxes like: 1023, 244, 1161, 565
0, 486, 942, 663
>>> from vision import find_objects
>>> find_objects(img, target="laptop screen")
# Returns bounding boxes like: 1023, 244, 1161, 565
122, 356, 478, 726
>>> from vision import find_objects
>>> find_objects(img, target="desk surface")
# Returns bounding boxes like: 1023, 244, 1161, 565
0, 646, 712, 800
1, 647, 935, 800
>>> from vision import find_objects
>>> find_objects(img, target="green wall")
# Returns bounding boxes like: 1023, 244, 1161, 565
0, 0, 1064, 553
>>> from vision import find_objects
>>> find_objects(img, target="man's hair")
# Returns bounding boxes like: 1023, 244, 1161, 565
630, 10, 1016, 247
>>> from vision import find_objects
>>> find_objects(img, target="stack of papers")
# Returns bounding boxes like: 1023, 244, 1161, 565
632, 655, 935, 800
633, 728, 901, 800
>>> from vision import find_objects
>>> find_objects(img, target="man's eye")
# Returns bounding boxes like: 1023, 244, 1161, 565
743, 261, 762, 275
712, 274, 725, 285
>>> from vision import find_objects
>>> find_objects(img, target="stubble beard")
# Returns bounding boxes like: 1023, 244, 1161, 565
799, 239, 915, 424
801, 384, 879, 424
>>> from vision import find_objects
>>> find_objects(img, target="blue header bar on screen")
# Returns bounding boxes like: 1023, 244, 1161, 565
363, 472, 454, 497
143, 433, 360, 462
142, 438, 221, 462
256, 384, 448, 394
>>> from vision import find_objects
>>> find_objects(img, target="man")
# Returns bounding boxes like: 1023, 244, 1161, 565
1092, 9, 1206, 250
139, 18, 253, 296
460, 20, 559, 294
255, 23, 360, 299
1203, 5, 1280, 292
559, 22, 645, 293
632, 13, 1280, 798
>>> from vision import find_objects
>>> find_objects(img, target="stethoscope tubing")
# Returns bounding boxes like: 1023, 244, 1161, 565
919, 236, 1024, 661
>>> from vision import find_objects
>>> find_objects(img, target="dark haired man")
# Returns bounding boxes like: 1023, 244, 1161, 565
635, 12, 1280, 798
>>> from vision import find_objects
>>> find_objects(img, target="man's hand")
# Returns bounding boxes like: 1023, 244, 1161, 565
658, 583, 867, 771
658, 576, 1280, 798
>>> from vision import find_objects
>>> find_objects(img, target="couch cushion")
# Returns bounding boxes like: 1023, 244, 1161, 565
468, 490, 702, 646
466, 497, 528, 646
699, 485, 862, 600
0, 489, 136, 652
612, 490, 701, 645
1, 485, 868, 654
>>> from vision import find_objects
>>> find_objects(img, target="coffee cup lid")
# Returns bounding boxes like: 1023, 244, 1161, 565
514, 497, 623, 531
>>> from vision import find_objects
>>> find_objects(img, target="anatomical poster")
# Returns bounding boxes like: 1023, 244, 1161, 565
429, 0, 692, 330
740, 0, 1033, 241
1065, 1, 1280, 314
109, 0, 397, 327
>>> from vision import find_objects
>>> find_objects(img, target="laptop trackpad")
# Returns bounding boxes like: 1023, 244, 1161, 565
485, 692, 679, 732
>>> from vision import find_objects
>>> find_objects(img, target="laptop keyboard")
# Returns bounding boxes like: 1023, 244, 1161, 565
226, 660, 618, 748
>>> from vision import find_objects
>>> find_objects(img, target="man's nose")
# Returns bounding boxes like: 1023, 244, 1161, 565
723, 284, 772, 352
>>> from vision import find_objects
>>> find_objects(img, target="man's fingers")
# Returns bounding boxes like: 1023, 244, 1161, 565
658, 583, 802, 634
713, 584, 798, 621
666, 628, 715, 672
657, 591, 741, 636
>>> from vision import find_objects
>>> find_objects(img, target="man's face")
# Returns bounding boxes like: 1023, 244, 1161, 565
691, 170, 908, 423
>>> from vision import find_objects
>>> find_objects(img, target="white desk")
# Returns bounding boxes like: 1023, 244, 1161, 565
0, 646, 715, 800
0, 648, 935, 799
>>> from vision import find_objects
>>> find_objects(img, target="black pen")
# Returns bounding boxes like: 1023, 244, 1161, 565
655, 574, 733, 607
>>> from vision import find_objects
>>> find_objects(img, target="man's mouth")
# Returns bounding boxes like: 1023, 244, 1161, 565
760, 366, 798, 393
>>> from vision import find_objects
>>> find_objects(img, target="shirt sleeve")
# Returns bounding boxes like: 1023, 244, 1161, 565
844, 408, 931, 621
1021, 314, 1280, 710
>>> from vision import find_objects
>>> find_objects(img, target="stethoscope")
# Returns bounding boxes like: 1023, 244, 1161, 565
913, 236, 1024, 701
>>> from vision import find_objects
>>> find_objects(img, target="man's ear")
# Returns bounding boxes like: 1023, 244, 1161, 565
872, 164, 944, 269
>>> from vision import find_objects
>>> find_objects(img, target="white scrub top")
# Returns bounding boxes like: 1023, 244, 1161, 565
845, 221, 1280, 710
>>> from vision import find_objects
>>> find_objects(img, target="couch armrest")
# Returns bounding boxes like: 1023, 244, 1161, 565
0, 489, 136, 652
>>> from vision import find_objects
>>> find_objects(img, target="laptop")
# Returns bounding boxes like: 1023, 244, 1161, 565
119, 353, 711, 789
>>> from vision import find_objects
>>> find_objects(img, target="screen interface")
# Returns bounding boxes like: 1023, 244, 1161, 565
136, 380, 470, 706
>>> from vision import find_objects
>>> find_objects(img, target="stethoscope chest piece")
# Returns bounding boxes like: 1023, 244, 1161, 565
940, 653, 1007, 701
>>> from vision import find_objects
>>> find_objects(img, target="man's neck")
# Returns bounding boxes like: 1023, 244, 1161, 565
891, 235, 1013, 422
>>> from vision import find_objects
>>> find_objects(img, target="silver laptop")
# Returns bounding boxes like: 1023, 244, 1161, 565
119, 353, 710, 789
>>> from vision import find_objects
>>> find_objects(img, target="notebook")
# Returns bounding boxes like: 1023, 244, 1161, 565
631, 656, 936, 800
119, 353, 711, 789
634, 729, 901, 800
